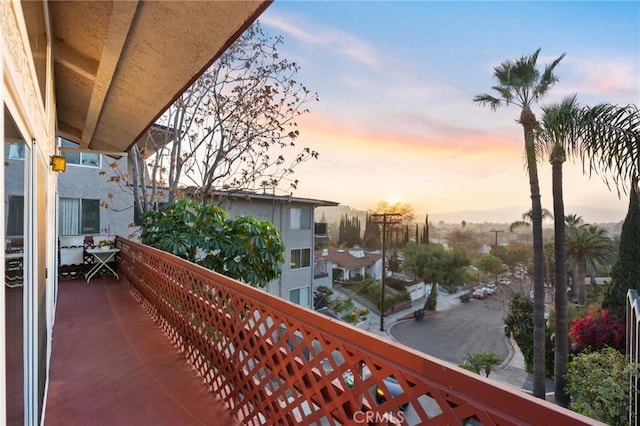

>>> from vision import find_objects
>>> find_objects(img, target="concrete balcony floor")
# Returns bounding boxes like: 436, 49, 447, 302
44, 277, 239, 426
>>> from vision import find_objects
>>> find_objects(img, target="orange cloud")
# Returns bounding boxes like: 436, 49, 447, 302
297, 113, 522, 162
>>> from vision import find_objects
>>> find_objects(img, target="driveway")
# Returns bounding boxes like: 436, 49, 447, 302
390, 295, 510, 366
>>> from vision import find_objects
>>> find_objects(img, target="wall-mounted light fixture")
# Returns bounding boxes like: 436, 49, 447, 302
50, 155, 67, 173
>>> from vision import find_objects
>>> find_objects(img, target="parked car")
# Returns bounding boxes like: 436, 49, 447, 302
375, 376, 409, 410
472, 289, 486, 299
483, 285, 496, 295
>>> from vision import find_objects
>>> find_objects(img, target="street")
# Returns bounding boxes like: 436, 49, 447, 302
390, 294, 510, 366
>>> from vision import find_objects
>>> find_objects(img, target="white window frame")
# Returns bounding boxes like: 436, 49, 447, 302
289, 286, 310, 307
290, 207, 312, 230
59, 138, 102, 168
59, 198, 100, 235
290, 248, 311, 270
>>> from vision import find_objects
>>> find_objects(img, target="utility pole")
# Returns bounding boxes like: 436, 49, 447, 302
370, 212, 402, 331
490, 229, 503, 253
490, 229, 504, 286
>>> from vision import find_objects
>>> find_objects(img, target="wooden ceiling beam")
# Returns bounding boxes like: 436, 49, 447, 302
53, 39, 99, 82
81, 1, 139, 149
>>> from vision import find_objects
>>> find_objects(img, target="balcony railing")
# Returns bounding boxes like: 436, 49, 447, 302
116, 238, 599, 425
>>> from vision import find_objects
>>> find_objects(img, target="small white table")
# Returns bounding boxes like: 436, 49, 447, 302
86, 248, 120, 283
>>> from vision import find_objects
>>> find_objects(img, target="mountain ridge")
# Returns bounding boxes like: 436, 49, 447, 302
316, 204, 626, 225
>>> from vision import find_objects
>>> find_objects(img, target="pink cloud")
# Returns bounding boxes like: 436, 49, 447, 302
298, 113, 522, 162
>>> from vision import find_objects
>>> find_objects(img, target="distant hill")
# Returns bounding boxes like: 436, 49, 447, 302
316, 204, 626, 228
315, 205, 368, 225
428, 205, 626, 225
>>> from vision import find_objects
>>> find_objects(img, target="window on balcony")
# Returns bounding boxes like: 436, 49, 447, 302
290, 207, 311, 230
6, 195, 24, 236
290, 286, 310, 307
290, 248, 311, 269
59, 198, 100, 235
8, 143, 25, 159
59, 138, 101, 168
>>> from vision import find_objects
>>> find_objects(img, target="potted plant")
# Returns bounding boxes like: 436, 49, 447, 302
98, 239, 112, 250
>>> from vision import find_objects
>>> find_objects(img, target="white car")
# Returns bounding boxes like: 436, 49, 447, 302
482, 286, 495, 295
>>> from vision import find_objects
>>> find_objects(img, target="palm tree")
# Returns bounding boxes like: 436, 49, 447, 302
535, 96, 581, 407
566, 224, 613, 305
564, 214, 583, 228
578, 104, 640, 318
509, 208, 553, 232
564, 214, 583, 301
475, 48, 565, 399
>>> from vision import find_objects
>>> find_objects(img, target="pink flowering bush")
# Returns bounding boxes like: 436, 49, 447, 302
569, 309, 625, 353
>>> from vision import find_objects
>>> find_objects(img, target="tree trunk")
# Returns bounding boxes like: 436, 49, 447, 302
521, 106, 546, 399
577, 261, 586, 306
570, 266, 577, 302
551, 152, 570, 407
423, 283, 438, 311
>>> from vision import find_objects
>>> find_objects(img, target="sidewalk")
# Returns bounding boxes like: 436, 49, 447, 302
333, 288, 530, 392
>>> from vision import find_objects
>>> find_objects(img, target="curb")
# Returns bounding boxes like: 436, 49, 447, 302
499, 335, 517, 369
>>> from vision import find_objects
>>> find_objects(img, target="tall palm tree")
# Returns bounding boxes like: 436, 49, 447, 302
566, 224, 614, 305
537, 99, 638, 404
475, 48, 565, 399
535, 96, 581, 407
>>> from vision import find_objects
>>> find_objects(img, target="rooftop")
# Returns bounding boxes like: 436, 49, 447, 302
318, 246, 383, 269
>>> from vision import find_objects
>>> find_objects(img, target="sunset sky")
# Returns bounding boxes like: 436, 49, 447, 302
259, 1, 639, 223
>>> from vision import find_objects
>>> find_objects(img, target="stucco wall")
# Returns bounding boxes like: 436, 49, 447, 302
5, 149, 133, 239
220, 197, 315, 307
57, 156, 133, 238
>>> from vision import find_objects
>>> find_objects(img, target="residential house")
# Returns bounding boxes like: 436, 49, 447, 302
317, 246, 383, 284
213, 192, 338, 308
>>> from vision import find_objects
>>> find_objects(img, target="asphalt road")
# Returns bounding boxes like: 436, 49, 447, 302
390, 293, 510, 366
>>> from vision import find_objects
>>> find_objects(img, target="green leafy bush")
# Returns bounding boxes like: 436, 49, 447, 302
345, 310, 359, 323
504, 294, 554, 377
141, 199, 284, 287
566, 347, 639, 424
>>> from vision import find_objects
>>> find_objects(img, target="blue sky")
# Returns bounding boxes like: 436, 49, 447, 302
259, 1, 640, 222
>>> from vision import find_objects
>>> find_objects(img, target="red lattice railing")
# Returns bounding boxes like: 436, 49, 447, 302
116, 238, 599, 425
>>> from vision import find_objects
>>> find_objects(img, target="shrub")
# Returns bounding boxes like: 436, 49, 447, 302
345, 310, 359, 323
331, 297, 353, 314
504, 294, 554, 377
462, 352, 501, 378
566, 347, 639, 425
316, 286, 333, 297
141, 199, 284, 287
569, 309, 625, 353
